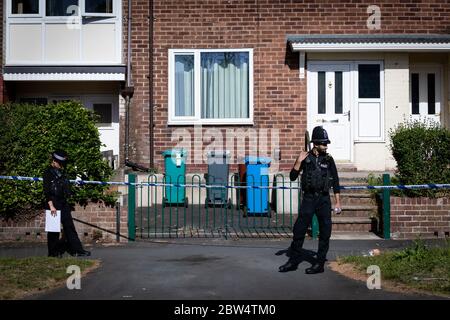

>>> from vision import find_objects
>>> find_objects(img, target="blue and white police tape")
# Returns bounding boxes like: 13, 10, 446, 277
1, 175, 450, 191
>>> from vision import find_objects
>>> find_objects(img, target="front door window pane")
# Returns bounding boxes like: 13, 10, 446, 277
335, 71, 343, 114
93, 103, 112, 127
358, 64, 380, 98
318, 71, 326, 114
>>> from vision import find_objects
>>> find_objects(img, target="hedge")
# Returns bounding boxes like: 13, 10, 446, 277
0, 101, 117, 220
389, 117, 450, 198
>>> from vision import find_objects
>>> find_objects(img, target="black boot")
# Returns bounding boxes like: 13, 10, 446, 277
305, 262, 325, 274
278, 260, 299, 273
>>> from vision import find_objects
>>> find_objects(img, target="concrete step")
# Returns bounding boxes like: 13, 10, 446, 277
331, 231, 382, 240
332, 216, 374, 232
336, 163, 357, 172
331, 196, 376, 207
340, 205, 377, 212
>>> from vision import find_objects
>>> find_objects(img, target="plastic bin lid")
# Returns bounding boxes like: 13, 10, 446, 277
207, 150, 230, 157
162, 149, 187, 157
244, 156, 272, 164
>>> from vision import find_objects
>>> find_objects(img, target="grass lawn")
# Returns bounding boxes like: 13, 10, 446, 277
337, 240, 450, 297
0, 256, 99, 299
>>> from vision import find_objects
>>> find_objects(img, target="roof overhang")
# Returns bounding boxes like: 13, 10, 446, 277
287, 34, 450, 52
2, 65, 126, 81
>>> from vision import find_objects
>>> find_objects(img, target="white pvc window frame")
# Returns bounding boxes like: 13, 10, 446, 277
5, 0, 122, 65
409, 63, 443, 121
168, 48, 254, 125
7, 1, 117, 18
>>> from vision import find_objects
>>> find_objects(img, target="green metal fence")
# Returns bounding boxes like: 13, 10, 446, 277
128, 173, 308, 240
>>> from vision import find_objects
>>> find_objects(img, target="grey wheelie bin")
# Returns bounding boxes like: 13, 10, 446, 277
204, 150, 231, 208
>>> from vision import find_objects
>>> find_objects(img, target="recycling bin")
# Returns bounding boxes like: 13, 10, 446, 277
162, 149, 188, 207
245, 156, 272, 216
205, 151, 231, 208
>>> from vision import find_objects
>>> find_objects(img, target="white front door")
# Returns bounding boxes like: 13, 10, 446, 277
307, 63, 351, 160
85, 96, 120, 160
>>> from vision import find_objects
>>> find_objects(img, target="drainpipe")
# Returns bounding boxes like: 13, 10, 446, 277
121, 0, 148, 172
149, 0, 154, 169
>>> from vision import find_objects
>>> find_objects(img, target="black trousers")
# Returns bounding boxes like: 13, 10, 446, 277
290, 192, 332, 263
47, 202, 84, 256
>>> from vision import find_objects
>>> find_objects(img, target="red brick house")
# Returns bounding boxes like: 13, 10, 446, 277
1, 0, 450, 174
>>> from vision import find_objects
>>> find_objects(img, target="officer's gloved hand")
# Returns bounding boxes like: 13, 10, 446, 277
333, 207, 342, 215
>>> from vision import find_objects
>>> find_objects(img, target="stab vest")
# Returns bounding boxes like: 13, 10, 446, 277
301, 153, 333, 193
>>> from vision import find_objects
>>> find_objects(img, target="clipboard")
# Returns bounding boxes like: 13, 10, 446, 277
45, 210, 61, 232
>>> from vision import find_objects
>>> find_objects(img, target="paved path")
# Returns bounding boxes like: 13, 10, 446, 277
0, 239, 447, 300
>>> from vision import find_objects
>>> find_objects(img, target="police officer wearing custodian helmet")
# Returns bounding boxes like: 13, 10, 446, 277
279, 126, 341, 274
43, 150, 91, 257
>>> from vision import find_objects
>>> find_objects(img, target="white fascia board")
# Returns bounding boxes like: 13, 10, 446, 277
291, 43, 450, 52
3, 73, 125, 81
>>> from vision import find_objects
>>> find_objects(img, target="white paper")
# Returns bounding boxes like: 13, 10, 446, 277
45, 210, 61, 232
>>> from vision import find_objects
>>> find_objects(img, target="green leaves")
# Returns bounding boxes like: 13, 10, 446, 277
0, 102, 116, 220
389, 118, 450, 198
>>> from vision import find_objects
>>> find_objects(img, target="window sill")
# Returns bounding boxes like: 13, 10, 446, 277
168, 119, 254, 126
82, 14, 116, 19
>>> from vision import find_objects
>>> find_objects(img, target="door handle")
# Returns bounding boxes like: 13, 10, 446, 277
317, 119, 339, 123
343, 110, 351, 121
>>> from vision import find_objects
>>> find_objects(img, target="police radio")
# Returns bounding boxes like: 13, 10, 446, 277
304, 130, 312, 153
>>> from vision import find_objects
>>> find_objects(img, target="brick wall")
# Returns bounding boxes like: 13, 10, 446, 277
390, 197, 450, 239
125, 0, 450, 173
0, 203, 129, 244
122, 0, 152, 167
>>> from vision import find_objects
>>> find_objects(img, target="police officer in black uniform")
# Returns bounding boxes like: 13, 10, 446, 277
279, 126, 341, 274
43, 150, 91, 257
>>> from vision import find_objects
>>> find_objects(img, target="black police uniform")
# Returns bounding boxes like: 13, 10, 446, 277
43, 166, 85, 257
280, 126, 340, 273
289, 152, 340, 264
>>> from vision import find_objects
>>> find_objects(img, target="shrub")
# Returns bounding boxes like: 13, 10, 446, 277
0, 101, 117, 220
388, 117, 450, 198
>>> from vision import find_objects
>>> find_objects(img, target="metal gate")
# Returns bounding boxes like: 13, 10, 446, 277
128, 174, 306, 239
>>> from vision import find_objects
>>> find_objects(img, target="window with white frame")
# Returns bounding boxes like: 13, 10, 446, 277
410, 65, 442, 121
169, 49, 253, 124
9, 0, 115, 17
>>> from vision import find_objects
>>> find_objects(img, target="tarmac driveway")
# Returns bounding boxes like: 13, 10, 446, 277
0, 238, 447, 300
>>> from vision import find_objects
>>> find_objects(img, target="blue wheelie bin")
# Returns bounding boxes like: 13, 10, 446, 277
162, 149, 188, 207
244, 156, 271, 216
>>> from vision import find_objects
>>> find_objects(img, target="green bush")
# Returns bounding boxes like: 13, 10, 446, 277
0, 102, 117, 220
389, 117, 450, 198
